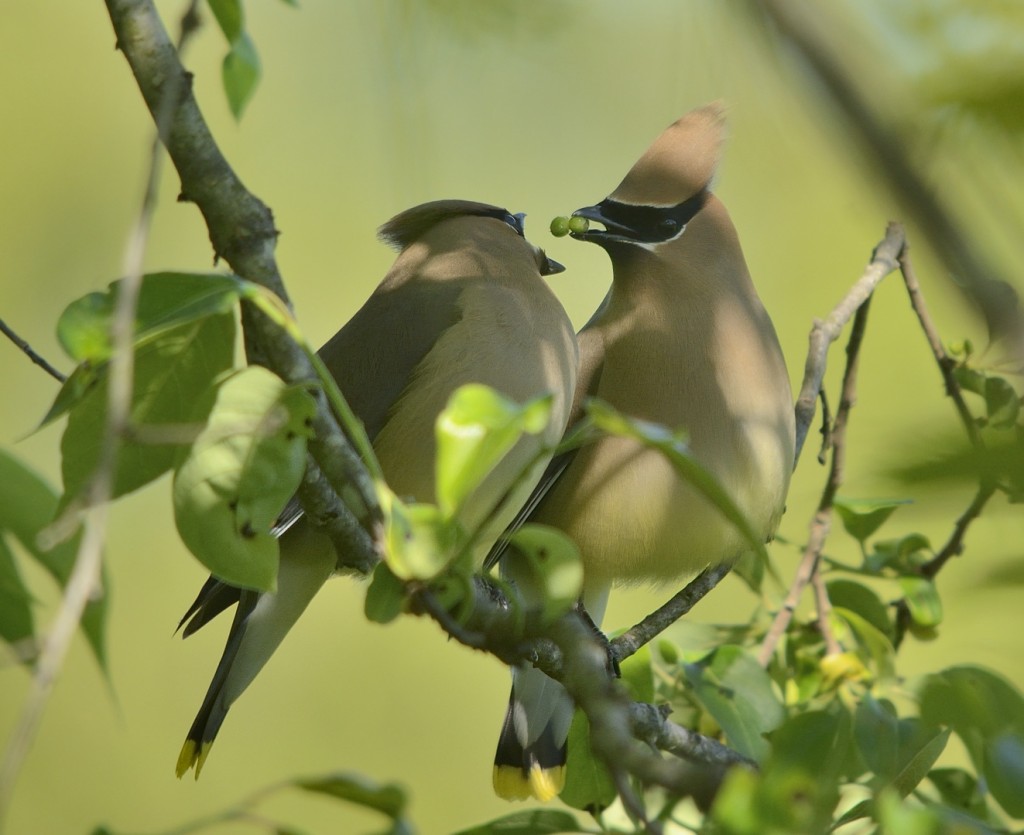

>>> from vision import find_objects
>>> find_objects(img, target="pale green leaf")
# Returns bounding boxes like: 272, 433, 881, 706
382, 496, 458, 581
899, 575, 943, 628
173, 367, 315, 591
435, 384, 552, 519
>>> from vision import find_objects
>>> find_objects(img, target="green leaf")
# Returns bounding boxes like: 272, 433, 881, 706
56, 272, 243, 364
558, 709, 616, 814
364, 563, 406, 625
0, 450, 107, 670
294, 772, 407, 818
222, 33, 261, 120
982, 732, 1024, 817
586, 399, 770, 564
855, 694, 899, 781
0, 536, 34, 662
898, 575, 943, 628
714, 709, 847, 834
954, 365, 988, 397
56, 291, 113, 362
834, 496, 912, 544
919, 665, 1024, 816
684, 645, 784, 761
38, 364, 99, 428
865, 532, 931, 575
984, 376, 1020, 427
452, 809, 583, 835
435, 384, 552, 520
173, 367, 315, 591
875, 788, 944, 835
927, 768, 991, 821
889, 720, 950, 797
834, 606, 896, 680
827, 579, 893, 639
60, 312, 236, 502
207, 0, 243, 41
506, 524, 581, 622
919, 666, 1024, 756
619, 642, 654, 704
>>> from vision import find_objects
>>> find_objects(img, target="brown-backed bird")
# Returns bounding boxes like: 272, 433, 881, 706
492, 104, 796, 801
176, 199, 578, 778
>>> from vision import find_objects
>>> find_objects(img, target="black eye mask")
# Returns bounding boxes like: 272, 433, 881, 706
574, 188, 708, 244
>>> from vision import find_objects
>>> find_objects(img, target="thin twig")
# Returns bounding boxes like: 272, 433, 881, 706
811, 566, 842, 656
0, 6, 202, 828
793, 222, 904, 465
0, 318, 66, 383
891, 241, 998, 647
899, 242, 984, 450
759, 294, 874, 667
611, 563, 732, 664
629, 702, 753, 770
816, 388, 832, 465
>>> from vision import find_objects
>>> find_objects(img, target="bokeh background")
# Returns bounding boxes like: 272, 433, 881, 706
1, 1, 1022, 832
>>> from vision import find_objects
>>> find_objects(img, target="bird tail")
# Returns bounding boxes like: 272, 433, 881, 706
491, 582, 610, 801
492, 665, 573, 801
176, 589, 259, 778
176, 526, 336, 778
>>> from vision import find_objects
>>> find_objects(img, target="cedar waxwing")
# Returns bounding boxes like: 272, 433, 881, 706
176, 199, 579, 778
492, 104, 796, 801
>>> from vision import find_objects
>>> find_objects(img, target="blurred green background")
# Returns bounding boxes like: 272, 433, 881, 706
1, 1, 1022, 832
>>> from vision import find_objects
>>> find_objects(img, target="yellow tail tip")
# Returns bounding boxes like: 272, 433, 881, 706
492, 764, 565, 802
175, 739, 213, 780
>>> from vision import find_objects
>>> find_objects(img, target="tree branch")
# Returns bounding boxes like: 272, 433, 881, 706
892, 239, 998, 646
103, 0, 380, 564
0, 318, 66, 384
412, 577, 750, 803
611, 563, 732, 664
760, 280, 875, 667
793, 222, 903, 464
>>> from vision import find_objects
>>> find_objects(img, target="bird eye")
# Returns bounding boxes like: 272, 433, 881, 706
658, 218, 680, 236
503, 212, 526, 237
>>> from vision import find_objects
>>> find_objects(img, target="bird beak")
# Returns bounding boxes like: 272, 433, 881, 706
542, 255, 566, 276
571, 202, 636, 242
